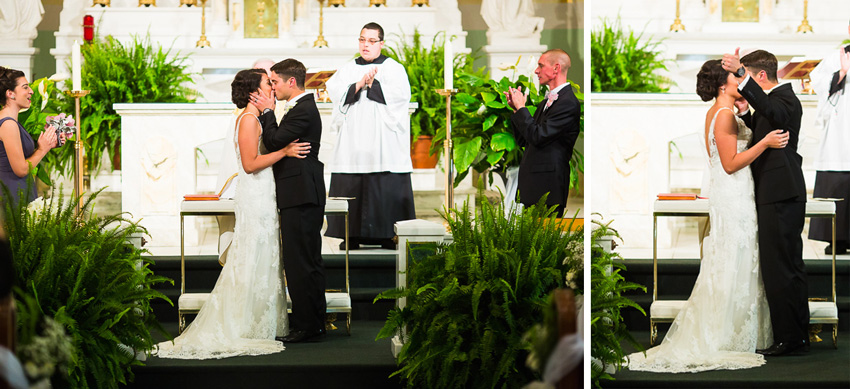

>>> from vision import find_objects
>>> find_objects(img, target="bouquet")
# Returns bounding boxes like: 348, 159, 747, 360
45, 113, 76, 146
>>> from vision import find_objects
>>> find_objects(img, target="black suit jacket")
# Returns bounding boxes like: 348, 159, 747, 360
740, 81, 806, 204
510, 84, 581, 211
259, 94, 326, 210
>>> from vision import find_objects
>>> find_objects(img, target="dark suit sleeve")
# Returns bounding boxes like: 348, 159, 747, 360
262, 106, 311, 152
739, 110, 753, 129
510, 98, 579, 148
829, 70, 846, 97
739, 79, 794, 131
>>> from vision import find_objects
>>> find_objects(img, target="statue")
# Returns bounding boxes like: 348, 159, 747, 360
0, 0, 45, 42
58, 0, 85, 34
480, 0, 544, 38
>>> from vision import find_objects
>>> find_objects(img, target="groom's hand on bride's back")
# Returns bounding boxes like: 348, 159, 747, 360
249, 90, 275, 112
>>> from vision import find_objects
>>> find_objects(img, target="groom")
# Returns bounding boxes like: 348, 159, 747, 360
251, 59, 327, 343
723, 49, 809, 356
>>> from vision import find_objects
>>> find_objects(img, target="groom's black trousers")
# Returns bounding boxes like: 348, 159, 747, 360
756, 199, 809, 344
279, 203, 326, 333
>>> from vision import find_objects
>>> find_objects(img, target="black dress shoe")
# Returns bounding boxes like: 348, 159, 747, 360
278, 328, 326, 343
380, 238, 396, 250
825, 242, 848, 255
339, 239, 360, 250
756, 339, 809, 356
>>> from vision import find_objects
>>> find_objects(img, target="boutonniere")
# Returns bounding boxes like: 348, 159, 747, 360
547, 92, 559, 104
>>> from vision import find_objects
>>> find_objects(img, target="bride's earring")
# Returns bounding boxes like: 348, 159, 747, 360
721, 87, 726, 94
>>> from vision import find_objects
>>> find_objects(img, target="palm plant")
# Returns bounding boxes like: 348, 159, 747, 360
375, 196, 582, 388
8, 186, 172, 388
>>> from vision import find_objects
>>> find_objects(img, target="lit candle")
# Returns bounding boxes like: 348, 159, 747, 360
72, 41, 81, 91
443, 34, 452, 90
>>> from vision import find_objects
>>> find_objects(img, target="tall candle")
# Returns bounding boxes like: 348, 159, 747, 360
72, 41, 81, 91
443, 34, 453, 90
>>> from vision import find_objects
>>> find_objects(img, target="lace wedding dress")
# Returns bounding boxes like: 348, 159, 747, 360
156, 113, 288, 359
628, 107, 773, 373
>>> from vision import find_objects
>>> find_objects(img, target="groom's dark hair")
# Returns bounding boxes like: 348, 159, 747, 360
740, 50, 778, 83
270, 59, 306, 90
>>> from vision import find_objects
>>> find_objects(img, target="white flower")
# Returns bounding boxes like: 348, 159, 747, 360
526, 55, 537, 73
476, 104, 487, 116
48, 73, 70, 82
497, 62, 515, 71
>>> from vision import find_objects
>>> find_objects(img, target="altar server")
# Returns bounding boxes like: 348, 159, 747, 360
808, 23, 850, 255
324, 22, 414, 250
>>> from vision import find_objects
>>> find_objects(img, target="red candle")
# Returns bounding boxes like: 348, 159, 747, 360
83, 15, 94, 42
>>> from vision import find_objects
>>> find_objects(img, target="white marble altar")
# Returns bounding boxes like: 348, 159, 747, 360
115, 100, 427, 250
592, 0, 850, 93
590, 92, 819, 251
50, 1, 468, 102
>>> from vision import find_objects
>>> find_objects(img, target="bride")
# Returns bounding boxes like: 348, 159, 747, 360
628, 59, 788, 373
156, 69, 310, 359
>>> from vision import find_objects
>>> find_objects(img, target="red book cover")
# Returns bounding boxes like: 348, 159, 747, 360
183, 194, 220, 201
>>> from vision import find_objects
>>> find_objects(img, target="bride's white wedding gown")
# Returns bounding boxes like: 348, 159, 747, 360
628, 107, 773, 373
155, 113, 288, 359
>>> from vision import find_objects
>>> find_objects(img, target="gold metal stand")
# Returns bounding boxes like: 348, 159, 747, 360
797, 0, 813, 33
436, 89, 457, 212
180, 0, 197, 6
196, 0, 211, 48
257, 1, 266, 29
64, 90, 90, 218
328, 0, 345, 6
138, 0, 156, 6
670, 0, 685, 32
92, 0, 110, 6
314, 0, 329, 48
411, 0, 428, 6
370, 0, 386, 6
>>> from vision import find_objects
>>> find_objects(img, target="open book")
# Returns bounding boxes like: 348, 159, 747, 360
657, 193, 707, 201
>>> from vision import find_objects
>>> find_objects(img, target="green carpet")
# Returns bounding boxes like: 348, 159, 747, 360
123, 321, 401, 389
602, 331, 850, 388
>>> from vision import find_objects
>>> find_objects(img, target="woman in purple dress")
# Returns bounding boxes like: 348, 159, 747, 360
0, 67, 58, 206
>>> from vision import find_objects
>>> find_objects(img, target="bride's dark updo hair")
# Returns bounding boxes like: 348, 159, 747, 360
231, 68, 266, 109
696, 59, 730, 102
0, 66, 25, 106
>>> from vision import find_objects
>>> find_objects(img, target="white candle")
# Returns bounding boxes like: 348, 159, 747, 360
444, 34, 453, 90
72, 41, 81, 91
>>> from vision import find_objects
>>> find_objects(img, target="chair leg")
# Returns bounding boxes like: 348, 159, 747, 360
834, 324, 838, 349
650, 321, 657, 346
346, 313, 351, 336
178, 313, 185, 334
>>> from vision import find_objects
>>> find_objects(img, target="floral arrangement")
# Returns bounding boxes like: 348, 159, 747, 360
44, 113, 76, 147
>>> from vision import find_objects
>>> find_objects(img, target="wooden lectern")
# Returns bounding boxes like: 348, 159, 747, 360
305, 71, 335, 102
778, 57, 822, 94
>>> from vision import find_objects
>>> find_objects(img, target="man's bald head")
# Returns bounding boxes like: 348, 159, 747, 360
542, 49, 571, 76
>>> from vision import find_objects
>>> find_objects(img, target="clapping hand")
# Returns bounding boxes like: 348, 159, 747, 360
504, 86, 528, 112
37, 126, 58, 149
358, 67, 378, 90
840, 48, 850, 78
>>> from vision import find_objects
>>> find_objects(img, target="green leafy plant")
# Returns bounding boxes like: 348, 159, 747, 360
591, 17, 672, 92
8, 185, 172, 389
14, 290, 74, 386
59, 34, 196, 175
590, 217, 646, 388
447, 73, 585, 190
375, 196, 582, 388
384, 29, 484, 142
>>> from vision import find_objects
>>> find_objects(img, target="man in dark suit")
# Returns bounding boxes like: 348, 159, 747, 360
251, 59, 327, 343
504, 49, 581, 217
723, 49, 809, 356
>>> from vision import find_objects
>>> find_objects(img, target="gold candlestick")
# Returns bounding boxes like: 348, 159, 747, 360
670, 0, 685, 32
314, 0, 329, 48
180, 0, 197, 6
92, 0, 110, 6
411, 0, 428, 6
436, 88, 458, 212
63, 90, 91, 218
328, 0, 345, 6
258, 1, 266, 29
797, 0, 813, 34
370, 0, 386, 7
196, 0, 211, 48
138, 0, 156, 6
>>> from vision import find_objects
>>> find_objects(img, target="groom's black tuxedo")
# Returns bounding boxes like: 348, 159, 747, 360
509, 84, 581, 216
260, 93, 327, 334
739, 79, 809, 345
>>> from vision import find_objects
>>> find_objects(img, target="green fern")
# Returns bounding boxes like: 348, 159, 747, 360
8, 185, 173, 389
591, 17, 672, 92
589, 218, 646, 388
376, 196, 582, 388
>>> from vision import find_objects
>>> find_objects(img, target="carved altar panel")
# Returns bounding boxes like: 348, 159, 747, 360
722, 0, 759, 23
244, 0, 279, 38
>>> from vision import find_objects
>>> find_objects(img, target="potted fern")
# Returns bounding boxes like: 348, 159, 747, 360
375, 196, 582, 388
591, 17, 672, 92
8, 186, 172, 388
